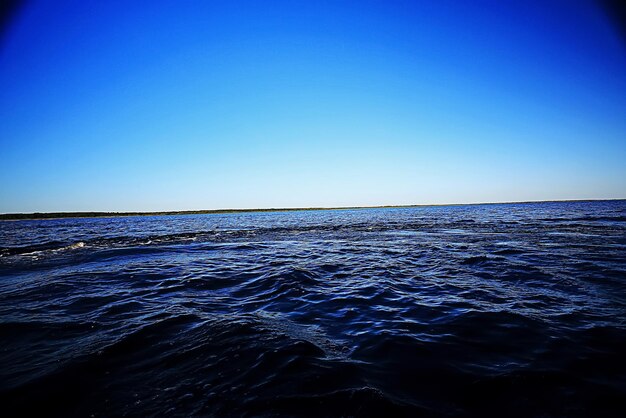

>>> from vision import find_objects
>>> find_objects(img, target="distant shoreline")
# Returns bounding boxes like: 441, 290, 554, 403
1, 199, 624, 221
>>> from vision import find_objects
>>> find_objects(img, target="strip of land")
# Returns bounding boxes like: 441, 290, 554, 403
1, 199, 623, 221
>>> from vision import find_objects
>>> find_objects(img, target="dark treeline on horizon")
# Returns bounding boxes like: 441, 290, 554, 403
0, 208, 328, 220
1, 199, 624, 221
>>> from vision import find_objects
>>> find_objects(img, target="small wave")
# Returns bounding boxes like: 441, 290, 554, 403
0, 241, 86, 257
255, 310, 349, 359
461, 255, 490, 265
540, 215, 626, 223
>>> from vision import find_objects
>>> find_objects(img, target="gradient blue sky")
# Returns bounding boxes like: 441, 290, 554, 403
1, 0, 625, 212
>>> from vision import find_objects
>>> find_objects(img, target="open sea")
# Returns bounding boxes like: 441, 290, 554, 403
1, 200, 625, 417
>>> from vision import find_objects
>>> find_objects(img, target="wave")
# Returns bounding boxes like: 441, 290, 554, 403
540, 215, 626, 223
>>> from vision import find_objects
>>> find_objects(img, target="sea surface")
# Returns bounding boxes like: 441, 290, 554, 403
1, 201, 625, 417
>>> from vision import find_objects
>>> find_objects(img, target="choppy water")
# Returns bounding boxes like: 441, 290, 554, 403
1, 201, 625, 417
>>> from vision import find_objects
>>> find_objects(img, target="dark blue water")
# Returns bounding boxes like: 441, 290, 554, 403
1, 201, 625, 417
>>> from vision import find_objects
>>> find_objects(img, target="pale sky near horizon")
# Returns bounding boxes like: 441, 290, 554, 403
1, 0, 625, 213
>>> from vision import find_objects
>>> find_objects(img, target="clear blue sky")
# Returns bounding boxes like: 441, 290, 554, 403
1, 0, 625, 212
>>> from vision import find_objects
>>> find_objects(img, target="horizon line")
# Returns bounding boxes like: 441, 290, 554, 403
1, 198, 625, 220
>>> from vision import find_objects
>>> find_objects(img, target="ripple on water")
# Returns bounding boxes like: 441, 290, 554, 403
1, 201, 626, 416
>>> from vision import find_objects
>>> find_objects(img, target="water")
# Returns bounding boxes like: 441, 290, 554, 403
1, 201, 625, 417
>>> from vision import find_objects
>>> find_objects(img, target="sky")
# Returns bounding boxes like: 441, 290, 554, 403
1, 0, 625, 213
